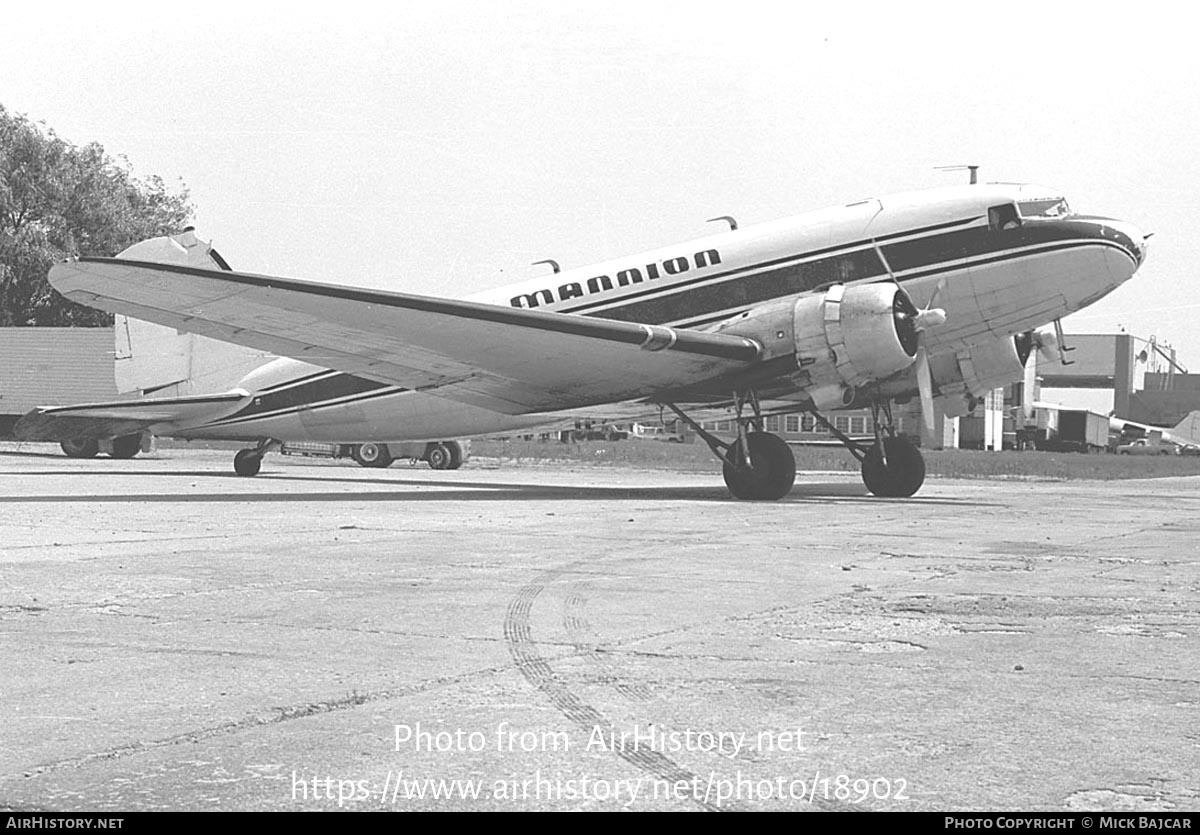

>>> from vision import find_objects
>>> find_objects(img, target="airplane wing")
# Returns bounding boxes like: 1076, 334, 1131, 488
14, 391, 250, 442
48, 258, 763, 414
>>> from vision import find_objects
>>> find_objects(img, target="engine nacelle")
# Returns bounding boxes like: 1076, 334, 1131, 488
929, 334, 1033, 418
718, 284, 919, 410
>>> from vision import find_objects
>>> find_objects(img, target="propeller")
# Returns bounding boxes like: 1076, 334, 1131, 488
873, 240, 947, 435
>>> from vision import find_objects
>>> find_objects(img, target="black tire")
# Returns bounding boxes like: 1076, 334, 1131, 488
444, 441, 464, 470
427, 443, 453, 470
352, 443, 394, 468
108, 435, 141, 459
234, 449, 262, 477
61, 438, 99, 459
861, 436, 926, 497
721, 432, 796, 500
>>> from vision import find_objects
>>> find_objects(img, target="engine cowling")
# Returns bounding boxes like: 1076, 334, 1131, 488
717, 284, 920, 410
929, 334, 1033, 418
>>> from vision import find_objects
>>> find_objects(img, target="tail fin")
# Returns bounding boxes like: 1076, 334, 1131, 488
113, 230, 272, 396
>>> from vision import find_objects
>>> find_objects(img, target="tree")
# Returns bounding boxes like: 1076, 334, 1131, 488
0, 105, 193, 326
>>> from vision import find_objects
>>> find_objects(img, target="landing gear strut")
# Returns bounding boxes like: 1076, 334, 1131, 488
808, 400, 925, 497
667, 390, 796, 501
233, 438, 279, 477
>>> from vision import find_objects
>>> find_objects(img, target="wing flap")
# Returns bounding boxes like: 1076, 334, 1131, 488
50, 257, 762, 414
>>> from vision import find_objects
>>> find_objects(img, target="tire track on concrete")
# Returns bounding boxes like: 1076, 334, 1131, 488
507, 567, 864, 812
563, 593, 654, 702
505, 567, 733, 811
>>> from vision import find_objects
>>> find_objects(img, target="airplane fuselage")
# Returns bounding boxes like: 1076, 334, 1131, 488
167, 182, 1146, 443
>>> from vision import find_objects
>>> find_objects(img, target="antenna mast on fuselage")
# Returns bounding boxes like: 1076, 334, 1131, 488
935, 164, 980, 185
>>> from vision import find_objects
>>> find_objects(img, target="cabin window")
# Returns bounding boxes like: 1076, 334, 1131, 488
988, 203, 1021, 231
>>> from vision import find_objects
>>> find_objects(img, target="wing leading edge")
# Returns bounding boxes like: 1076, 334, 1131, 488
49, 257, 763, 414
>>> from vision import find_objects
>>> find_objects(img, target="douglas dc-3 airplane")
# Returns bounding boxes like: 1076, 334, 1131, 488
16, 182, 1148, 499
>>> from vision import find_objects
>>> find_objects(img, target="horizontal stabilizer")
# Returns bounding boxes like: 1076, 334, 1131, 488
14, 391, 250, 442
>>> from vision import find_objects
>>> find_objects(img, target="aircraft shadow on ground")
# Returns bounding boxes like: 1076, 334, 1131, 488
0, 465, 1002, 507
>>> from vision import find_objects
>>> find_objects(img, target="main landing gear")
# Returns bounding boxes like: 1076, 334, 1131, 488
812, 400, 925, 498
667, 394, 926, 500
233, 438, 280, 477
667, 391, 796, 501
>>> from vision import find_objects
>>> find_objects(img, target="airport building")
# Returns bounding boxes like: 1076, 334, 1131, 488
1034, 333, 1187, 420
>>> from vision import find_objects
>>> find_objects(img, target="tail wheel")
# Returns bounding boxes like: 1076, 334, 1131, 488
61, 438, 99, 459
427, 443, 453, 470
722, 432, 796, 500
233, 449, 262, 477
352, 443, 394, 468
108, 435, 141, 459
862, 436, 925, 497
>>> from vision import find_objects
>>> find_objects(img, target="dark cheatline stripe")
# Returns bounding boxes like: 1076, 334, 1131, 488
213, 372, 397, 424
575, 221, 1130, 327
256, 369, 339, 394
40, 392, 246, 413
557, 215, 982, 317
207, 386, 408, 428
898, 239, 1127, 284
590, 248, 886, 325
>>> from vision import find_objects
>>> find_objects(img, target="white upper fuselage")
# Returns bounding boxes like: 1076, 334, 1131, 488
176, 183, 1147, 442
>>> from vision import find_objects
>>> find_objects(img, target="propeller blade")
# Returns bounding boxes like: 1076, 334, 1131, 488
916, 345, 936, 437
926, 277, 947, 311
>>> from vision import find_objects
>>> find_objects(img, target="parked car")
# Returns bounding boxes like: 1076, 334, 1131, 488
1116, 439, 1173, 456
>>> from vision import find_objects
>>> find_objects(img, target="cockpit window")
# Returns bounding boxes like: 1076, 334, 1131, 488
1018, 197, 1071, 218
988, 203, 1021, 231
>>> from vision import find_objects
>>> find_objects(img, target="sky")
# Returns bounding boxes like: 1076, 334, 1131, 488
4, 1, 1197, 365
